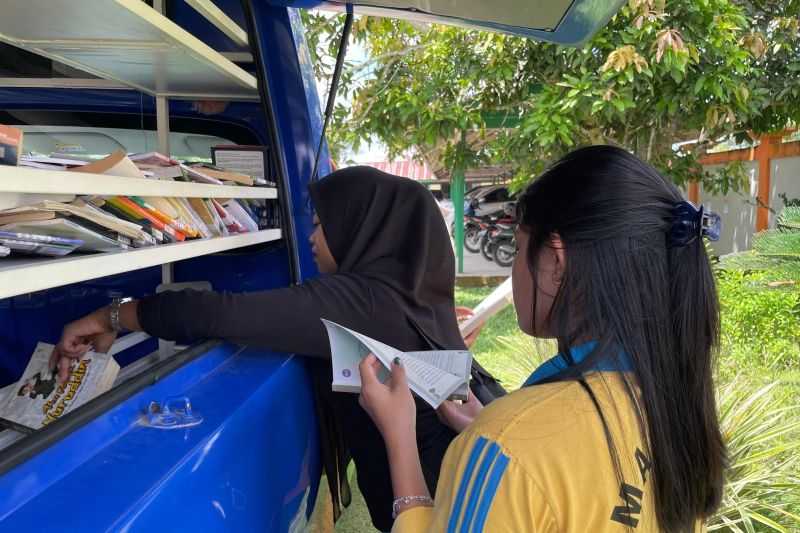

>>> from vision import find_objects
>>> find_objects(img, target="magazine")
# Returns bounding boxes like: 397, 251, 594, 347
0, 230, 83, 257
322, 319, 472, 408
0, 342, 119, 430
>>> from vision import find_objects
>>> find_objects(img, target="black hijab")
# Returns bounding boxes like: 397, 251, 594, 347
306, 167, 505, 526
308, 165, 465, 351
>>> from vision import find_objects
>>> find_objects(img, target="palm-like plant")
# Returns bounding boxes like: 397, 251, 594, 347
707, 379, 800, 532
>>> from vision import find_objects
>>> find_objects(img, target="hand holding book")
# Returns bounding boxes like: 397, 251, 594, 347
51, 301, 141, 384
455, 306, 483, 348
435, 392, 484, 433
358, 354, 417, 446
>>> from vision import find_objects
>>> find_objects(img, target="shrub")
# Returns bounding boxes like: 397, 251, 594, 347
716, 270, 800, 372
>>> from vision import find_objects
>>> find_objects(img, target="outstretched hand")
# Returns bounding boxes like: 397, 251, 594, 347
358, 354, 417, 448
50, 307, 117, 384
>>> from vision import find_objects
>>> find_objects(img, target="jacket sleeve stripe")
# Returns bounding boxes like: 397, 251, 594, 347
459, 441, 501, 533
447, 437, 489, 533
471, 452, 510, 532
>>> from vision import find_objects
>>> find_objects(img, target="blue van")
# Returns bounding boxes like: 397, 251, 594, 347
0, 1, 622, 530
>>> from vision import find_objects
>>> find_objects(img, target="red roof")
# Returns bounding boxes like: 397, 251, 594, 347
362, 160, 435, 181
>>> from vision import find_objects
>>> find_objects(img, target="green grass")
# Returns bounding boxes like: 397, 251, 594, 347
454, 285, 533, 388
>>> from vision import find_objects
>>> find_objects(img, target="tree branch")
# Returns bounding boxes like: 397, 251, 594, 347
349, 43, 432, 76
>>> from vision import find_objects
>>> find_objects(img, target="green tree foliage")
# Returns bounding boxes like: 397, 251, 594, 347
302, 0, 800, 190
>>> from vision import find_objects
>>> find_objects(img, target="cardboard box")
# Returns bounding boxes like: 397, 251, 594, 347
0, 125, 23, 166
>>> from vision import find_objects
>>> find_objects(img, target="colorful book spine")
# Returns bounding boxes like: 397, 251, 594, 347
205, 199, 228, 236
98, 202, 165, 244
108, 197, 185, 242
211, 200, 245, 234
235, 199, 260, 226
189, 198, 223, 237
223, 200, 258, 233
129, 196, 198, 238
170, 198, 212, 239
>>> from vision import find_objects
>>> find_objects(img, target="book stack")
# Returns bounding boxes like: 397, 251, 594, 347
0, 148, 280, 259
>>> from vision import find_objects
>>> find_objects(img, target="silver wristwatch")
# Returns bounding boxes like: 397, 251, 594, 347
109, 297, 133, 333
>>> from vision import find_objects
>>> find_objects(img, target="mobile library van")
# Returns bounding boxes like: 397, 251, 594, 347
0, 1, 621, 530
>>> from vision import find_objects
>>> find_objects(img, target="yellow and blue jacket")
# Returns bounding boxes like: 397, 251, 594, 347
394, 345, 663, 532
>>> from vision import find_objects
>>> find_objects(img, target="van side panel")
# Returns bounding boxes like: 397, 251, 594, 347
0, 4, 328, 527
0, 346, 319, 531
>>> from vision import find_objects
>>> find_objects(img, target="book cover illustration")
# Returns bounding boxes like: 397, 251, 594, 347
0, 342, 119, 430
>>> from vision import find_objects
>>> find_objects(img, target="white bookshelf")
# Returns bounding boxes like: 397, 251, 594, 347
0, 167, 276, 200
185, 0, 249, 47
0, 0, 258, 100
0, 3, 285, 303
0, 229, 282, 300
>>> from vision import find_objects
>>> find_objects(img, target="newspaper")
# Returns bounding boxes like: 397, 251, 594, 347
0, 342, 119, 430
322, 319, 471, 408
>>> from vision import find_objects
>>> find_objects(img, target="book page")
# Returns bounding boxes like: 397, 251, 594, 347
396, 356, 465, 407
348, 330, 461, 406
321, 320, 465, 408
405, 350, 472, 380
405, 350, 472, 401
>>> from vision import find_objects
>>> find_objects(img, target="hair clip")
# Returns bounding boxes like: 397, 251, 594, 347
669, 201, 721, 247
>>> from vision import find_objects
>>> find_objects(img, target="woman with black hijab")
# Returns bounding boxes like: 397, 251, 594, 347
50, 166, 503, 531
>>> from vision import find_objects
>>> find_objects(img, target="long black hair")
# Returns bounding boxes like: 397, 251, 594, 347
517, 145, 725, 532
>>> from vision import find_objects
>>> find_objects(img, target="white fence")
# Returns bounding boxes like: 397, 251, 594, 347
700, 156, 799, 256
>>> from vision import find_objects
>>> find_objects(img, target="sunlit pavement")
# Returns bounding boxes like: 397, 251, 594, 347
456, 248, 511, 278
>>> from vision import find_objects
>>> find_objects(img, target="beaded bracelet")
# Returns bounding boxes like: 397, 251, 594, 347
392, 495, 434, 519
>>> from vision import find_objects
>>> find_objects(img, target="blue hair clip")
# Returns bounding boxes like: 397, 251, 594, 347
669, 201, 721, 247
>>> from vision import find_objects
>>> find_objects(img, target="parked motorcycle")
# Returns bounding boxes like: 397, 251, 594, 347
491, 226, 516, 267
477, 202, 517, 263
464, 214, 492, 253
479, 221, 515, 262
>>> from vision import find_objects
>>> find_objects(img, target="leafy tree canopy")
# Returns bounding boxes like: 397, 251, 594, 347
303, 0, 800, 192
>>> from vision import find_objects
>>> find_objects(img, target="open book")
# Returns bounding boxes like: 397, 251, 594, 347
0, 342, 119, 431
322, 319, 472, 409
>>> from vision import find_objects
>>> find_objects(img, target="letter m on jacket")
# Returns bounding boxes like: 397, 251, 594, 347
610, 483, 643, 527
